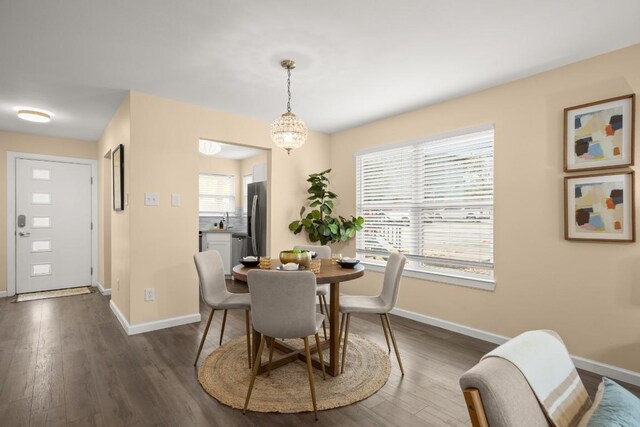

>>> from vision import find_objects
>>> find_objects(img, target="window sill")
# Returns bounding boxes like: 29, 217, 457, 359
360, 261, 495, 291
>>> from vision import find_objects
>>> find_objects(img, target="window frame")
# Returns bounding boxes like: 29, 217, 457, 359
198, 173, 236, 216
354, 124, 495, 291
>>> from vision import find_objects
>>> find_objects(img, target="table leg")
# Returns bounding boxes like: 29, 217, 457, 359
328, 281, 340, 376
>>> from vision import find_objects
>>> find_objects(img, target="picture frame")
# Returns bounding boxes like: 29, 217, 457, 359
112, 144, 124, 211
564, 94, 635, 172
564, 171, 635, 242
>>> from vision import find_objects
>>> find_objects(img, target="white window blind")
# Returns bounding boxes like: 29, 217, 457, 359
199, 174, 235, 214
242, 174, 253, 214
356, 127, 494, 281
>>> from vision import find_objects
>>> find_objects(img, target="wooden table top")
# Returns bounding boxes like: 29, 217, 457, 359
232, 258, 364, 284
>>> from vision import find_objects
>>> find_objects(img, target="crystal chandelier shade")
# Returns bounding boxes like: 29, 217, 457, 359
270, 112, 308, 153
271, 60, 308, 154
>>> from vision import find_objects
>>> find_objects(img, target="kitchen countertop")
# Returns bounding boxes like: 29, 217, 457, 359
200, 229, 247, 236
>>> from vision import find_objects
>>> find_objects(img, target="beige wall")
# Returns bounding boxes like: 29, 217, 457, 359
97, 95, 131, 319
0, 131, 97, 293
122, 92, 330, 325
329, 44, 640, 372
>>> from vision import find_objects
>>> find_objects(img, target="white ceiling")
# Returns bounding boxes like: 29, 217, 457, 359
1, 1, 639, 142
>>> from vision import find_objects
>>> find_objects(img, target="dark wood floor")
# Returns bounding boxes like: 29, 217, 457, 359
0, 284, 638, 427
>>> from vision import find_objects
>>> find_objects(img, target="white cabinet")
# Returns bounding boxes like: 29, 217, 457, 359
206, 232, 231, 275
252, 162, 267, 182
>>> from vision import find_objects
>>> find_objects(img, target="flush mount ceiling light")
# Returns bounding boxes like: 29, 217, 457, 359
199, 138, 222, 156
270, 59, 308, 155
16, 107, 53, 123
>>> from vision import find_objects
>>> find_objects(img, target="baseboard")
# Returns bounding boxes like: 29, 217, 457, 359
390, 307, 640, 387
94, 281, 111, 296
109, 300, 201, 336
0, 290, 7, 298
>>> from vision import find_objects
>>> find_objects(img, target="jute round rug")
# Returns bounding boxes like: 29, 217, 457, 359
198, 334, 390, 413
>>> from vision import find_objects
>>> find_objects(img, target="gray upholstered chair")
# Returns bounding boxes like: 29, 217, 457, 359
244, 270, 326, 420
460, 357, 550, 427
339, 252, 406, 375
294, 245, 331, 339
193, 250, 252, 368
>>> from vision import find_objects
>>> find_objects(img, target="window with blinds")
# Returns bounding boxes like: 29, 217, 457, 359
199, 174, 235, 215
356, 127, 494, 282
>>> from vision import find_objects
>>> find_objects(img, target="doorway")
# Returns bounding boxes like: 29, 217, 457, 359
7, 152, 98, 296
102, 150, 112, 291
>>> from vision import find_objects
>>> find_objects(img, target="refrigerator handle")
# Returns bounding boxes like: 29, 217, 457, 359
251, 195, 258, 255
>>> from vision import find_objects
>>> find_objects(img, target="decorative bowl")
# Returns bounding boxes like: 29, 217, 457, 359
279, 250, 311, 268
336, 258, 360, 269
239, 258, 260, 267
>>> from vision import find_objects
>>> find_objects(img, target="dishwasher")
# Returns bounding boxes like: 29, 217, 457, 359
231, 233, 247, 270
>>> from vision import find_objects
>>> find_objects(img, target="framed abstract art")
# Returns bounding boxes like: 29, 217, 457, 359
564, 94, 635, 172
564, 172, 635, 242
112, 144, 124, 211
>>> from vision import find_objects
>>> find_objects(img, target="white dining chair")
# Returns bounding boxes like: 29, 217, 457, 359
244, 269, 326, 420
339, 252, 406, 375
294, 244, 331, 339
193, 250, 252, 368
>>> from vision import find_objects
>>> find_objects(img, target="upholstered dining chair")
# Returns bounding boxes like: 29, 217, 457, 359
244, 270, 326, 420
193, 250, 252, 368
294, 244, 331, 339
339, 252, 406, 375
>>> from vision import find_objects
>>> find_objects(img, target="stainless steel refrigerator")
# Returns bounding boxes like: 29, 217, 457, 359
247, 181, 267, 257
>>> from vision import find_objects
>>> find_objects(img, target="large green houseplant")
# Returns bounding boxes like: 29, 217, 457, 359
289, 169, 364, 245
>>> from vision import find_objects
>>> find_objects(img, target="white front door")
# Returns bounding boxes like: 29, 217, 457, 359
16, 159, 92, 293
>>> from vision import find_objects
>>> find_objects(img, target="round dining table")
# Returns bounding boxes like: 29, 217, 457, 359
232, 258, 364, 377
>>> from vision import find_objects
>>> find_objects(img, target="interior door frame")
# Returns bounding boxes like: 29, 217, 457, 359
6, 152, 98, 297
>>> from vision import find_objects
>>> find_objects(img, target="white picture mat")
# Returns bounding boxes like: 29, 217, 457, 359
566, 173, 633, 240
566, 98, 632, 170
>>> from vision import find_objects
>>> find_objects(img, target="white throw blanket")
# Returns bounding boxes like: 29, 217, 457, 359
482, 330, 591, 427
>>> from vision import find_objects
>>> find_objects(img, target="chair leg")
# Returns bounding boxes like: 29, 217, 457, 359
243, 335, 266, 415
380, 314, 391, 353
318, 295, 327, 340
338, 312, 346, 349
245, 310, 252, 369
303, 337, 319, 420
321, 294, 330, 327
340, 313, 351, 374
219, 309, 228, 345
314, 333, 326, 380
267, 337, 275, 377
384, 313, 405, 376
194, 309, 215, 366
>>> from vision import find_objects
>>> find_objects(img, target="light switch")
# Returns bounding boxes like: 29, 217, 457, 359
144, 192, 160, 206
171, 193, 180, 207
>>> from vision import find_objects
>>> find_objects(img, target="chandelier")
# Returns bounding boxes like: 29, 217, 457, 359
270, 59, 308, 154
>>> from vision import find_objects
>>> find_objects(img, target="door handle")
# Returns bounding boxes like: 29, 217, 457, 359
18, 231, 31, 237
251, 195, 258, 255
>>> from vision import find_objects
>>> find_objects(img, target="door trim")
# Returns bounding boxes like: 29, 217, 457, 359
6, 152, 98, 297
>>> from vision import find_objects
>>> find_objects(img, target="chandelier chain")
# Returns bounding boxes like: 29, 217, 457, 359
286, 68, 291, 113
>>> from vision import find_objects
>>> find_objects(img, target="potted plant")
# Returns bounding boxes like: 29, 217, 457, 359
288, 169, 364, 245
